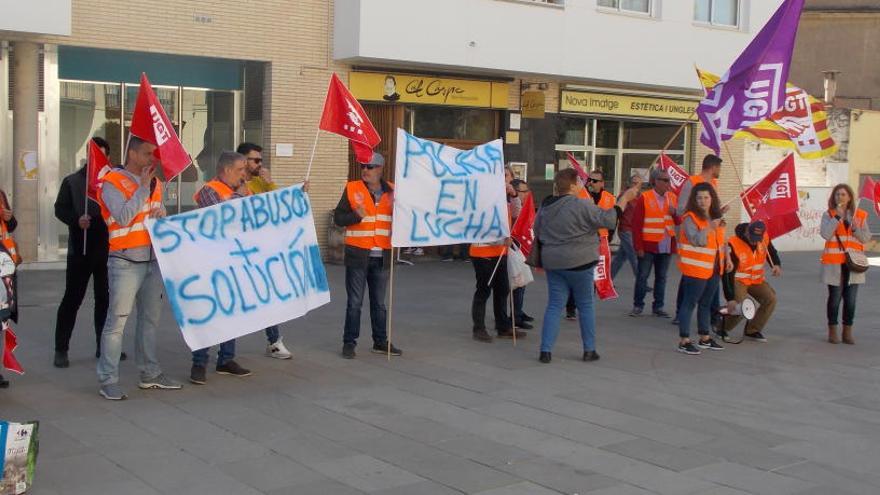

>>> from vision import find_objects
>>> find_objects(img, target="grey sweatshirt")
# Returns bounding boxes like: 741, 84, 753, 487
534, 195, 619, 270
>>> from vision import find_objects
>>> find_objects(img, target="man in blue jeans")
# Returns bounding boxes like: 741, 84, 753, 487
189, 152, 255, 385
96, 137, 182, 400
333, 152, 402, 359
630, 169, 676, 317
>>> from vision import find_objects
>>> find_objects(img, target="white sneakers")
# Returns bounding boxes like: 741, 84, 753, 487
266, 338, 293, 360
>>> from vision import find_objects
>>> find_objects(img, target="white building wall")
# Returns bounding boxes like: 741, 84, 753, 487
336, 0, 783, 91
0, 0, 71, 36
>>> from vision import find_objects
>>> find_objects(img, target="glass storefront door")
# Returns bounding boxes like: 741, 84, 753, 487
555, 117, 690, 195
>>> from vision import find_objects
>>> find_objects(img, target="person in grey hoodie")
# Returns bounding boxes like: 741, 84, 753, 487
534, 168, 639, 363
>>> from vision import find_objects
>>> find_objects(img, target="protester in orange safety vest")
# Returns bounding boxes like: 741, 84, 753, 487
333, 152, 402, 359
718, 221, 781, 343
820, 184, 872, 345
631, 168, 677, 318
675, 182, 727, 355
95, 136, 182, 400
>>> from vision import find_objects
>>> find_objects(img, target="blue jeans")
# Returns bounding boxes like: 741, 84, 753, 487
634, 252, 671, 311
97, 258, 164, 386
677, 274, 720, 339
541, 267, 596, 352
343, 257, 388, 346
610, 231, 638, 280
827, 283, 859, 326
192, 340, 236, 367
264, 325, 280, 344
675, 275, 722, 326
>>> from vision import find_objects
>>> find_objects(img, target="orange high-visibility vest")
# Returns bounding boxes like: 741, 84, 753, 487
690, 175, 719, 192
821, 208, 868, 265
99, 170, 164, 252
641, 189, 676, 242
729, 236, 767, 286
0, 221, 20, 265
677, 211, 725, 280
344, 180, 393, 250
578, 189, 615, 237
469, 205, 512, 258
194, 179, 235, 203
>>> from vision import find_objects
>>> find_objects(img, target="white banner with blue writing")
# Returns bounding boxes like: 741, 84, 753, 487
392, 129, 509, 247
145, 184, 330, 351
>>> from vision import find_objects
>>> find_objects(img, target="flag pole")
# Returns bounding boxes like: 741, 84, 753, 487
510, 284, 517, 347
305, 129, 321, 181
83, 162, 89, 256
386, 247, 396, 361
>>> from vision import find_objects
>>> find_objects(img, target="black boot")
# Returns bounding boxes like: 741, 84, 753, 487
54, 351, 70, 368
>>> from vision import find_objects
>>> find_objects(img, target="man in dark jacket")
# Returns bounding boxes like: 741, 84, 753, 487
333, 152, 402, 359
52, 137, 115, 368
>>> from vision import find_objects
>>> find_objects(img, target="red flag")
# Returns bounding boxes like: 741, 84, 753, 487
86, 140, 113, 202
741, 154, 800, 238
655, 153, 689, 196
3, 324, 23, 375
511, 193, 536, 257
859, 176, 876, 201
594, 237, 618, 301
874, 182, 880, 216
565, 152, 590, 182
130, 73, 192, 181
319, 73, 381, 163
764, 210, 802, 239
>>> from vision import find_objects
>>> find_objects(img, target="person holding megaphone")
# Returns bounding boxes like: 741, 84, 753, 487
717, 221, 781, 343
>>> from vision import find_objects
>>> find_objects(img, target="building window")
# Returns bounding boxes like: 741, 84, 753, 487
695, 0, 739, 27
598, 0, 651, 14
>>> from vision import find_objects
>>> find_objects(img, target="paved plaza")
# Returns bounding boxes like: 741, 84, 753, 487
3, 252, 880, 495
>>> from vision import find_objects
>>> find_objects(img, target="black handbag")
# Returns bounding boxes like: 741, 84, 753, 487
525, 239, 542, 268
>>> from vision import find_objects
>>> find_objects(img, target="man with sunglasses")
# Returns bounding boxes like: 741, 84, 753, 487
568, 170, 615, 319
333, 152, 402, 359
235, 142, 293, 360
631, 169, 677, 318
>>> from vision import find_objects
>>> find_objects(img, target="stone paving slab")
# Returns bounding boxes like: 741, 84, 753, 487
1, 252, 878, 494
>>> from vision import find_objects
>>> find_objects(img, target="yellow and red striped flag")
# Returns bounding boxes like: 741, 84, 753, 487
696, 68, 838, 160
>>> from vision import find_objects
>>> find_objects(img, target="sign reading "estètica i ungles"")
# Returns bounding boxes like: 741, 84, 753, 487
560, 90, 699, 121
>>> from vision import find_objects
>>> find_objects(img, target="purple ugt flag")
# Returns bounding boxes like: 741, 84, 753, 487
697, 0, 805, 154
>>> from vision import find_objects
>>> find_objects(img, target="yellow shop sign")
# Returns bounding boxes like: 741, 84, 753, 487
560, 90, 699, 121
350, 72, 508, 109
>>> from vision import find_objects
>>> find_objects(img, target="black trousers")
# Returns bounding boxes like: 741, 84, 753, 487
471, 256, 511, 331
54, 252, 109, 352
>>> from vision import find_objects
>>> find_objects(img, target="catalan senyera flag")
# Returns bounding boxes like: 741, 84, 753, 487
697, 68, 838, 160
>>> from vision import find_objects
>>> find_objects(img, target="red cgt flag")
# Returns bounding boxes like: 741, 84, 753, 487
656, 153, 689, 196
130, 73, 192, 181
858, 176, 876, 201
741, 154, 800, 239
511, 192, 536, 257
565, 152, 590, 182
875, 182, 880, 216
86, 139, 113, 202
319, 73, 381, 163
3, 324, 23, 375
594, 236, 618, 301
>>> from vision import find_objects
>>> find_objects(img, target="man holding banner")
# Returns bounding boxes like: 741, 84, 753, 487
96, 136, 182, 400
235, 142, 293, 361
333, 152, 402, 359
188, 152, 254, 385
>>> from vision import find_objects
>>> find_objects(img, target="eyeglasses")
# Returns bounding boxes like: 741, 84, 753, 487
588, 178, 603, 183
248, 157, 263, 164
361, 164, 382, 170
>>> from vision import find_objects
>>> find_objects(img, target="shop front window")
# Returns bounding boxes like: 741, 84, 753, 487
557, 116, 590, 146
556, 117, 689, 195
409, 106, 497, 144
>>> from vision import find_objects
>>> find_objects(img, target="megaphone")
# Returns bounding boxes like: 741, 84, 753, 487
718, 297, 757, 321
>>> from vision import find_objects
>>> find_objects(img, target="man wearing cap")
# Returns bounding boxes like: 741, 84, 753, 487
718, 221, 781, 342
631, 169, 677, 318
333, 152, 402, 359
